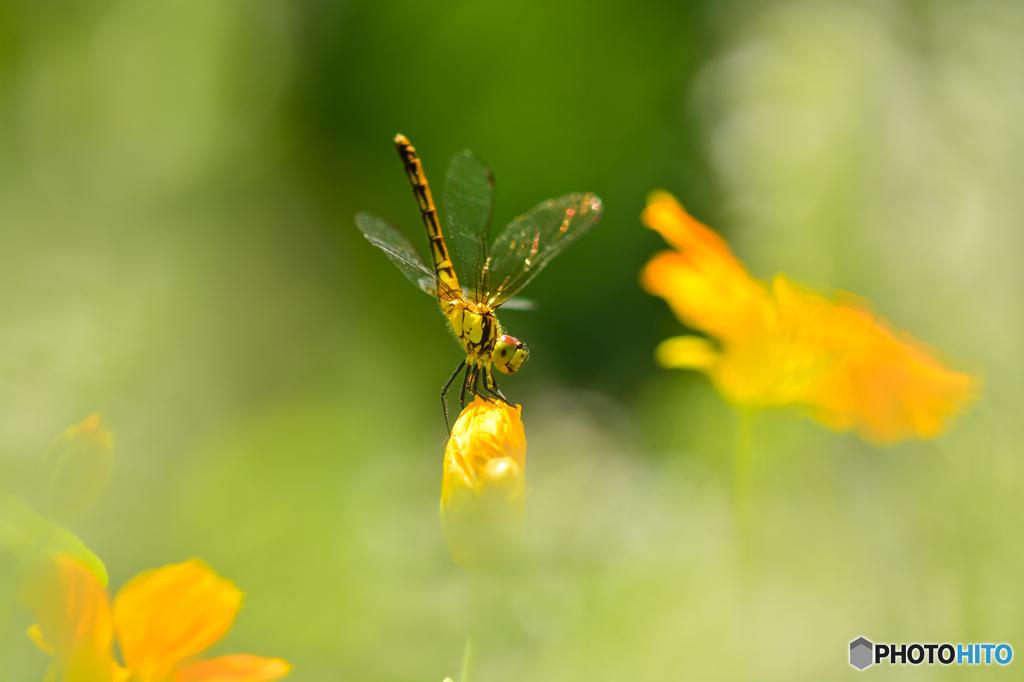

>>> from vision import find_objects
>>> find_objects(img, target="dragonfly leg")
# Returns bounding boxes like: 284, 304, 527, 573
441, 359, 467, 434
472, 364, 496, 404
483, 365, 512, 406
481, 384, 504, 404
460, 361, 474, 409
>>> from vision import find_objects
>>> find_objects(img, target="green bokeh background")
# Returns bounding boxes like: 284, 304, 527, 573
1, 1, 1022, 680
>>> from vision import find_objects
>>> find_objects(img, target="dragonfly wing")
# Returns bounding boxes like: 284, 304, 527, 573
444, 150, 495, 305
497, 297, 538, 311
355, 212, 461, 300
483, 193, 603, 307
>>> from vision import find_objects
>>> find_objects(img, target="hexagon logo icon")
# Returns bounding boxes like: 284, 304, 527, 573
850, 637, 873, 670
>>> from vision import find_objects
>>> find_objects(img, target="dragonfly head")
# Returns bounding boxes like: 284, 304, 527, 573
492, 334, 528, 374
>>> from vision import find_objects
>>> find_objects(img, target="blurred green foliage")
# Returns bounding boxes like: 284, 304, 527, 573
1, 0, 1022, 680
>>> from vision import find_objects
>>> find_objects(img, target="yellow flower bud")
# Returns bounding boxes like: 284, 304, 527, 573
440, 397, 527, 572
42, 414, 114, 522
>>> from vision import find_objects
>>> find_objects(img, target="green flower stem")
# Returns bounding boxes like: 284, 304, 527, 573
733, 411, 753, 521
460, 637, 475, 682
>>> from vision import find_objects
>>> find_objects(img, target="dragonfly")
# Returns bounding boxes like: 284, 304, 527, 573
356, 134, 603, 431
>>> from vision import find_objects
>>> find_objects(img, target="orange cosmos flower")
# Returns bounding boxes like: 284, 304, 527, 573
641, 190, 979, 445
441, 397, 527, 572
22, 554, 290, 682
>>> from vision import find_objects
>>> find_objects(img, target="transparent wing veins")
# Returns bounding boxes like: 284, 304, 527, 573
355, 212, 462, 302
482, 193, 603, 307
497, 297, 538, 311
443, 150, 495, 305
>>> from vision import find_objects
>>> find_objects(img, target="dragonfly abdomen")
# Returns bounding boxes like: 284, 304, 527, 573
394, 134, 461, 295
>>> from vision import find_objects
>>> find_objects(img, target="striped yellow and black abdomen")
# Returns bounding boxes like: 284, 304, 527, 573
394, 134, 460, 298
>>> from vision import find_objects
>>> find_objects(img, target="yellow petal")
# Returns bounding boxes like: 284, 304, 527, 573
172, 655, 291, 682
27, 623, 54, 654
113, 559, 243, 681
654, 336, 720, 370
441, 398, 528, 572
112, 663, 132, 682
20, 554, 116, 682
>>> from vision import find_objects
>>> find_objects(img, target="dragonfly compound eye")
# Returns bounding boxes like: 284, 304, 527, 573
492, 335, 528, 374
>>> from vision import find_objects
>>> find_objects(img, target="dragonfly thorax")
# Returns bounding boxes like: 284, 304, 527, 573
446, 303, 528, 375
447, 303, 501, 360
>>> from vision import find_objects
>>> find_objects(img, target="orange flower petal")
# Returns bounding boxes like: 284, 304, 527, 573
643, 191, 736, 264
641, 193, 771, 347
172, 655, 291, 682
642, 251, 773, 345
112, 559, 243, 681
643, 191, 980, 444
768, 275, 979, 443
20, 554, 116, 682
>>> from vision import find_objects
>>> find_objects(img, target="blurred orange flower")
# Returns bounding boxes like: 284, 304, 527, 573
22, 554, 290, 682
641, 190, 979, 445
441, 397, 527, 572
